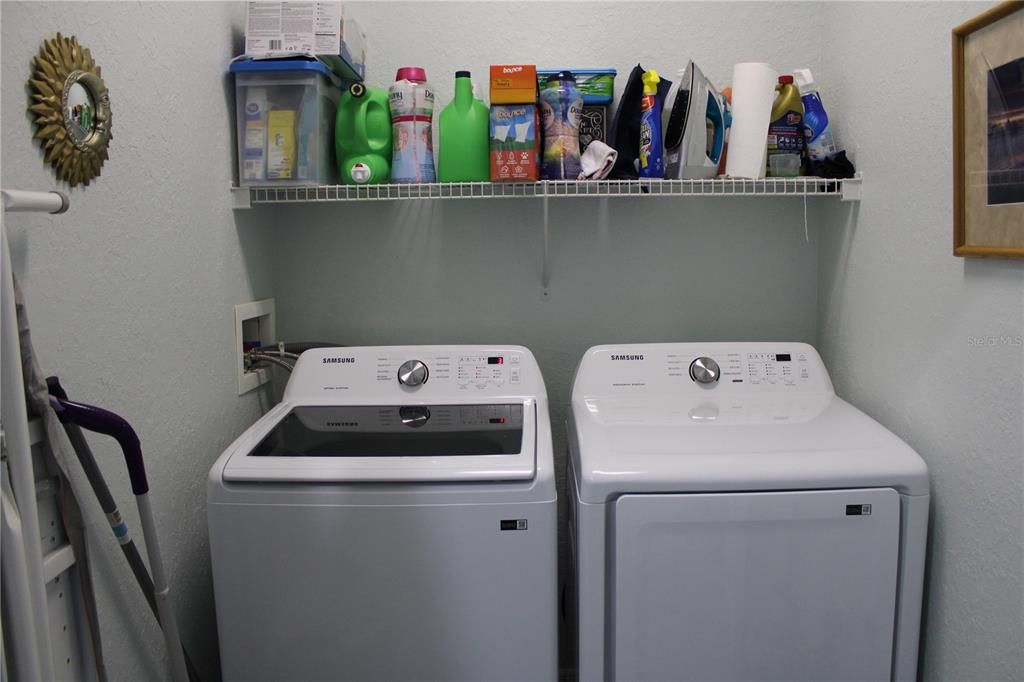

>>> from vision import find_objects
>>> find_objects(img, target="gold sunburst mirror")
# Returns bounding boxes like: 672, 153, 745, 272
28, 33, 112, 187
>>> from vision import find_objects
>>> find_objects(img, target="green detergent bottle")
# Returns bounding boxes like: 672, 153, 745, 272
437, 70, 489, 182
335, 82, 392, 184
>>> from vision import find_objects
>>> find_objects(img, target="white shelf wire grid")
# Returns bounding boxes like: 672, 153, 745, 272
236, 176, 859, 206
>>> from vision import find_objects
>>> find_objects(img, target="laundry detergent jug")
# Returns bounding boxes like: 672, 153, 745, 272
335, 82, 392, 184
438, 70, 490, 182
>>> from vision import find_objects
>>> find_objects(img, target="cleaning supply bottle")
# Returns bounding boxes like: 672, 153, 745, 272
389, 67, 436, 183
639, 69, 664, 178
438, 70, 490, 182
540, 71, 583, 180
766, 75, 804, 176
335, 82, 392, 184
793, 68, 837, 163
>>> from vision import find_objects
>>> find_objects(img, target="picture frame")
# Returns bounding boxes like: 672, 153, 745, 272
952, 1, 1024, 257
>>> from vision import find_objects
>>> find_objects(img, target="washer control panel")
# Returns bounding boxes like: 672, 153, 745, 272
283, 347, 538, 401
383, 353, 520, 389
381, 352, 521, 391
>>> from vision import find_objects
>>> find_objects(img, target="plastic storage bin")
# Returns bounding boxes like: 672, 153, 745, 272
536, 69, 616, 104
230, 57, 341, 186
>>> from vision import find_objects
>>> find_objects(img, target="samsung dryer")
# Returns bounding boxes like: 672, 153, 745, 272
568, 342, 929, 682
209, 346, 557, 682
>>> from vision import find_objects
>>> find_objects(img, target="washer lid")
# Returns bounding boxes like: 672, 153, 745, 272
571, 395, 929, 502
223, 401, 536, 482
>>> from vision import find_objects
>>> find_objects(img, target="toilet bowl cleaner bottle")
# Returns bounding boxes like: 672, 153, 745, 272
389, 67, 436, 183
438, 70, 490, 182
792, 68, 837, 163
639, 69, 664, 178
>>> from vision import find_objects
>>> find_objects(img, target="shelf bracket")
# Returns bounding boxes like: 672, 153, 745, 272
840, 174, 863, 202
541, 192, 550, 299
231, 185, 252, 210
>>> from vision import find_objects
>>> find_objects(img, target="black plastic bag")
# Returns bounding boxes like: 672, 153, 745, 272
607, 64, 673, 179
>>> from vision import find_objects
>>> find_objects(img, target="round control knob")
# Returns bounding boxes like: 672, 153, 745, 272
398, 405, 430, 428
398, 360, 429, 387
689, 357, 721, 385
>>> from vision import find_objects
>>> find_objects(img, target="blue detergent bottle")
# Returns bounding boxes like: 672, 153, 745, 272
639, 69, 664, 178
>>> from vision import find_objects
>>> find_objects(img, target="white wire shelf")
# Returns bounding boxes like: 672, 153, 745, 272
232, 175, 862, 208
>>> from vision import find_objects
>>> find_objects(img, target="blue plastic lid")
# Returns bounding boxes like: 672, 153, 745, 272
537, 68, 617, 76
230, 56, 336, 79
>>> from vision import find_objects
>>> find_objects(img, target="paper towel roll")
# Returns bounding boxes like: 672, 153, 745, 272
725, 62, 778, 179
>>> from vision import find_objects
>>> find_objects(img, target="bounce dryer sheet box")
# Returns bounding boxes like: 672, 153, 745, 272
490, 64, 538, 104
490, 105, 540, 182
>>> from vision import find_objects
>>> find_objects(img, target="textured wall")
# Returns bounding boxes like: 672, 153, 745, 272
1, 3, 276, 680
817, 3, 1024, 681
4, 2, 1020, 682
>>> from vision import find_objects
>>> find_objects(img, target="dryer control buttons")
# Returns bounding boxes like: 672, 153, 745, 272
690, 357, 721, 384
398, 360, 429, 387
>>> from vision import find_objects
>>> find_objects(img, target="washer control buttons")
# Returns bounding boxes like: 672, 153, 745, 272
689, 357, 721, 385
398, 360, 429, 387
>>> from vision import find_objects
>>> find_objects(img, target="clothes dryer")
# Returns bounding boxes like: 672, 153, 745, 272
568, 342, 928, 682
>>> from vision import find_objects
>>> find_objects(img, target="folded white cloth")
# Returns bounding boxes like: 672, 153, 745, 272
578, 140, 618, 180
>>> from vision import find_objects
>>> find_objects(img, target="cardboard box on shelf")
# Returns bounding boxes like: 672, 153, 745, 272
245, 2, 366, 81
490, 65, 538, 104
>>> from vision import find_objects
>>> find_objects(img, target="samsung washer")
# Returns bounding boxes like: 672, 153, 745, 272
209, 346, 557, 682
568, 342, 929, 682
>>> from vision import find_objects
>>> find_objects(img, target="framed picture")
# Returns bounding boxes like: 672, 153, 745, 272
953, 1, 1024, 257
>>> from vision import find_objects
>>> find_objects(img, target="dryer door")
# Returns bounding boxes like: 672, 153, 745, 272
610, 488, 900, 681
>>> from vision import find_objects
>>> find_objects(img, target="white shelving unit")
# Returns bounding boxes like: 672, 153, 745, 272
231, 175, 862, 209
230, 175, 862, 296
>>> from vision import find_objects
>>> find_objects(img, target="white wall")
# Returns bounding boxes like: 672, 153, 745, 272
818, 3, 1024, 680
2, 1, 1021, 681
1, 3, 277, 680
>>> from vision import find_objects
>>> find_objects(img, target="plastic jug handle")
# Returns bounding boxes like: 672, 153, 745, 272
363, 98, 389, 155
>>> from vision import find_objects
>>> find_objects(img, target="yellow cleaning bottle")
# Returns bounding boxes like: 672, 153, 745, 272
766, 75, 804, 177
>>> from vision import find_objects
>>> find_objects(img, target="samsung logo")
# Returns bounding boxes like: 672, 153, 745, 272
322, 357, 356, 364
611, 354, 645, 361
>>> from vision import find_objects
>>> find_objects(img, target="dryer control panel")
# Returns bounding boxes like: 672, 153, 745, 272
574, 342, 833, 397
283, 346, 543, 402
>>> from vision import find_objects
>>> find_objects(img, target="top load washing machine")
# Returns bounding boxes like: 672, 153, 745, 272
568, 342, 929, 682
209, 346, 557, 682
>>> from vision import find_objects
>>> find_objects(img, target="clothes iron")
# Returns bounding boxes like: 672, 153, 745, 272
665, 61, 731, 179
